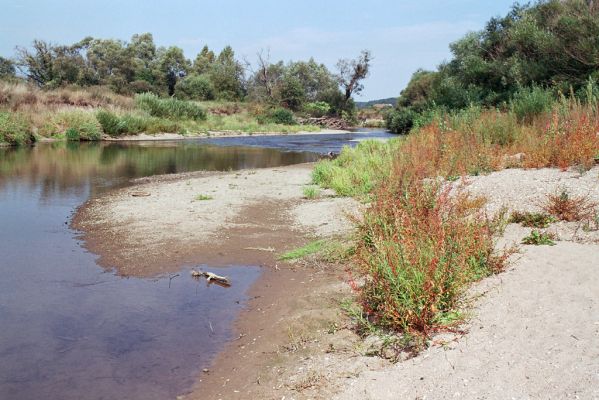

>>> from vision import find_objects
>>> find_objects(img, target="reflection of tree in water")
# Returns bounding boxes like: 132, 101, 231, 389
0, 142, 318, 200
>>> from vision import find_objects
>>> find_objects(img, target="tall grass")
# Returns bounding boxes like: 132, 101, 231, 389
0, 112, 35, 145
135, 93, 206, 121
312, 139, 403, 197
38, 109, 102, 141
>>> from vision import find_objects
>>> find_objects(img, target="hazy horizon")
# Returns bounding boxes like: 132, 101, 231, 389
0, 0, 516, 100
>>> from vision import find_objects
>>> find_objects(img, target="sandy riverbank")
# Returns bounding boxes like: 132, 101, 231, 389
102, 129, 352, 142
73, 164, 599, 400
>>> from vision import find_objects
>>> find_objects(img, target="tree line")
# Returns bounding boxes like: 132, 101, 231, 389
0, 34, 370, 116
387, 0, 599, 133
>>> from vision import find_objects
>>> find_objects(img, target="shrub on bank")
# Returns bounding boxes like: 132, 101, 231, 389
135, 93, 206, 121
510, 86, 555, 123
0, 112, 35, 145
39, 110, 102, 141
354, 178, 505, 335
304, 101, 331, 117
174, 75, 215, 101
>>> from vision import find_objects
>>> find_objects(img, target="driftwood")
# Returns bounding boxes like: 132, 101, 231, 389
191, 269, 231, 286
297, 117, 351, 130
130, 191, 151, 197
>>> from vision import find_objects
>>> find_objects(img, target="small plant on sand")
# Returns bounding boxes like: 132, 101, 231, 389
279, 240, 325, 261
302, 185, 320, 199
542, 188, 598, 223
279, 239, 354, 263
509, 211, 556, 228
194, 194, 213, 201
521, 229, 556, 246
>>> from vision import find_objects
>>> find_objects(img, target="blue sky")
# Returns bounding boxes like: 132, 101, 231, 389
0, 0, 516, 100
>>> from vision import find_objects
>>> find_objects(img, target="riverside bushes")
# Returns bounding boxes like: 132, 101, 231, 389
315, 99, 599, 338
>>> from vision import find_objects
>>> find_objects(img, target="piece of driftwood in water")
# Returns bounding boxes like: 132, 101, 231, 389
130, 191, 151, 197
191, 269, 231, 286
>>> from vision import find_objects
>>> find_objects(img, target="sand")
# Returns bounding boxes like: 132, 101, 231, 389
74, 164, 599, 400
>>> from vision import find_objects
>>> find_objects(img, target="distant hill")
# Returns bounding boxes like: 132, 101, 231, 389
356, 97, 397, 109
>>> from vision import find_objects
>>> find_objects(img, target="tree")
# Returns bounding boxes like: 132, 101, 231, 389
250, 49, 283, 101
0, 57, 16, 80
278, 75, 305, 110
157, 46, 189, 95
335, 50, 372, 103
128, 33, 157, 84
15, 40, 55, 86
174, 74, 215, 100
193, 45, 215, 75
208, 45, 245, 100
397, 69, 438, 111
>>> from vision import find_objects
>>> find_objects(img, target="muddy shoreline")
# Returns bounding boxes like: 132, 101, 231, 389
73, 164, 599, 400
72, 163, 361, 399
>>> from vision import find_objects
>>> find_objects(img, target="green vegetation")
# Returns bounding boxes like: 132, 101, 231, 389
174, 74, 215, 101
279, 239, 354, 263
509, 211, 556, 228
195, 194, 214, 201
135, 93, 206, 121
314, 97, 598, 336
0, 34, 375, 145
39, 109, 102, 141
312, 139, 402, 198
387, 1, 599, 133
522, 230, 557, 246
302, 185, 320, 199
279, 240, 326, 261
0, 112, 35, 145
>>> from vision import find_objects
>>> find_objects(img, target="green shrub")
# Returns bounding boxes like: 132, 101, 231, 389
119, 114, 149, 134
386, 107, 416, 134
511, 86, 554, 122
96, 110, 125, 136
65, 127, 80, 141
129, 80, 155, 94
174, 74, 215, 101
0, 112, 34, 145
47, 110, 102, 141
304, 101, 331, 117
258, 107, 295, 125
135, 93, 206, 121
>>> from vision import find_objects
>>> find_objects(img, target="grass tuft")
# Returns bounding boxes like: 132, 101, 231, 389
509, 211, 556, 228
521, 230, 556, 246
279, 240, 326, 261
194, 194, 213, 201
302, 185, 320, 199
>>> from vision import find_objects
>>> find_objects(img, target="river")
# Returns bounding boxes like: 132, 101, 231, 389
0, 131, 393, 400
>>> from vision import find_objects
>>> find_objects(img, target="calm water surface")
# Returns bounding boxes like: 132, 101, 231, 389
0, 131, 393, 399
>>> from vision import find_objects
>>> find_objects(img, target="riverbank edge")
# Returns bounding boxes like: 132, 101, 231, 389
71, 162, 362, 399
0, 128, 355, 147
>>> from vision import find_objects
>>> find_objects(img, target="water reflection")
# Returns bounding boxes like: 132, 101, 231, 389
0, 141, 319, 200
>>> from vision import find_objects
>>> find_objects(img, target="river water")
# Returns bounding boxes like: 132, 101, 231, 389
0, 131, 393, 400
